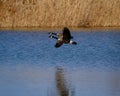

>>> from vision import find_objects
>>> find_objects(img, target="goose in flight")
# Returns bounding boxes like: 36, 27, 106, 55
49, 27, 77, 48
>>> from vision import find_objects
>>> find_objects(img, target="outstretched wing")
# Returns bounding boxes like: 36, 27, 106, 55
63, 27, 73, 43
55, 40, 63, 48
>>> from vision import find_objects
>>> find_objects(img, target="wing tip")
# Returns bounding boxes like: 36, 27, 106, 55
55, 41, 63, 48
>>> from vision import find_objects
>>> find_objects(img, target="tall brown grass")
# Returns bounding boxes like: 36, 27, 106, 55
0, 0, 120, 28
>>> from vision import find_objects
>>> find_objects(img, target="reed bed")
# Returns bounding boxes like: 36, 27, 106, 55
0, 0, 120, 27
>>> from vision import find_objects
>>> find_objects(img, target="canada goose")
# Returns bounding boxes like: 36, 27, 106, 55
49, 27, 77, 48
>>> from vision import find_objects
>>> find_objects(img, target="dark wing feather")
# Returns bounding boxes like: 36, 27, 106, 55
55, 40, 63, 48
63, 27, 73, 43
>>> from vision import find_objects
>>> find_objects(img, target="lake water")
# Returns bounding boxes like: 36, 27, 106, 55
0, 29, 120, 96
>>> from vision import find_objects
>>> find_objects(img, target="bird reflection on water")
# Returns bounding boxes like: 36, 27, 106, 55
55, 66, 74, 96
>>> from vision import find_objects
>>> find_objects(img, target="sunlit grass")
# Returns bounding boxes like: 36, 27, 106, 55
0, 0, 120, 27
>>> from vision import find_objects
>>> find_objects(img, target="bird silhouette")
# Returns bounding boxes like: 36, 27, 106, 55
49, 27, 77, 48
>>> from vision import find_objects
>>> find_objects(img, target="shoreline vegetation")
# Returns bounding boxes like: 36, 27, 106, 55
0, 0, 120, 28
0, 27, 120, 32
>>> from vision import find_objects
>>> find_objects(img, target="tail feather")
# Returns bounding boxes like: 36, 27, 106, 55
70, 40, 77, 45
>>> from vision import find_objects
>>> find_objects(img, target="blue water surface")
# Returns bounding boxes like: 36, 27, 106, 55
0, 29, 120, 70
0, 29, 120, 96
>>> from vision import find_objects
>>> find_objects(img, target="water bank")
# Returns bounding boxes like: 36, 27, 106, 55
0, 27, 120, 32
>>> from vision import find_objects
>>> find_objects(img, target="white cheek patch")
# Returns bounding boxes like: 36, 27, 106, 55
58, 38, 62, 41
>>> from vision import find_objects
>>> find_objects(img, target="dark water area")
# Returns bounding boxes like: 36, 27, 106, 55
0, 29, 120, 96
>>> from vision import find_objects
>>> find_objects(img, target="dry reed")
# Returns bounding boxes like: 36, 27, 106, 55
0, 0, 120, 28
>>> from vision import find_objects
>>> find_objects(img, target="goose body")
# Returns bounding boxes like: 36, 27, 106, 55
49, 27, 77, 48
